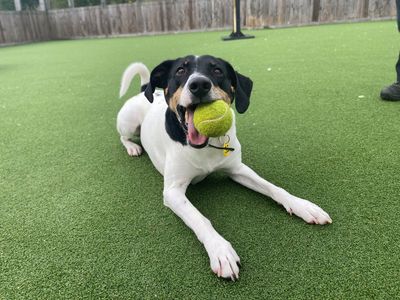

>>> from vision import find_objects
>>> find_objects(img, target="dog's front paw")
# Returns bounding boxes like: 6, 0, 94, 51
204, 236, 240, 281
282, 194, 332, 225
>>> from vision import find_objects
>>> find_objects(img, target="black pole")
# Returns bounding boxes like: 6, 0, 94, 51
234, 0, 241, 34
222, 0, 254, 41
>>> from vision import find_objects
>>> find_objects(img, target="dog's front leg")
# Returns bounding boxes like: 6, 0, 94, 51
228, 163, 332, 224
163, 182, 240, 280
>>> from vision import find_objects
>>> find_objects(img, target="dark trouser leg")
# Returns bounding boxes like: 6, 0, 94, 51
381, 53, 400, 100
397, 0, 400, 31
396, 52, 400, 82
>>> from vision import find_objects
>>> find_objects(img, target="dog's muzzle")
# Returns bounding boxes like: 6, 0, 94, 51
177, 104, 209, 149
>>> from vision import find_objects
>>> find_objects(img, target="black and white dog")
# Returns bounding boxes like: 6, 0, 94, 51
117, 55, 332, 280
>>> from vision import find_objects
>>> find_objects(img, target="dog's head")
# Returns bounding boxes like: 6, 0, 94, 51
144, 55, 253, 148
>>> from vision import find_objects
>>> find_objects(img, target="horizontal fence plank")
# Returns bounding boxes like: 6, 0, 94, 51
0, 0, 397, 45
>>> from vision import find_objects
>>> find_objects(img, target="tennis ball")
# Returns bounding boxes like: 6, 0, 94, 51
193, 100, 233, 137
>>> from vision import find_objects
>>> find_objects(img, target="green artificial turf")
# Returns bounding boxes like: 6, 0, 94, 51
1, 21, 400, 299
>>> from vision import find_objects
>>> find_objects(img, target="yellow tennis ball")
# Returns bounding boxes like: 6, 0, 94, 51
193, 100, 233, 137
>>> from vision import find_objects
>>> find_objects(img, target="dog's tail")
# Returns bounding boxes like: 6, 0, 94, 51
119, 62, 150, 98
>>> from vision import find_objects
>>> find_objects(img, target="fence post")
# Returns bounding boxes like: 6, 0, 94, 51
312, 0, 320, 22
0, 18, 5, 44
14, 0, 21, 11
362, 0, 369, 18
68, 0, 75, 8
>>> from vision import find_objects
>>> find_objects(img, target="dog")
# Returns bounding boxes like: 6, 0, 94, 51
116, 55, 332, 280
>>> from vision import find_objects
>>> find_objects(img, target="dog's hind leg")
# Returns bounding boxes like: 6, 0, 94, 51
117, 62, 151, 157
117, 96, 150, 157
120, 136, 143, 156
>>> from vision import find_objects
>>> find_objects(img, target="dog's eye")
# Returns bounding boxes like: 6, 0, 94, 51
176, 67, 186, 76
213, 68, 223, 76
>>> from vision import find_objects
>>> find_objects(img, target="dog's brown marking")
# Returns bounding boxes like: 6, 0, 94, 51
213, 87, 232, 105
164, 87, 169, 95
169, 87, 183, 113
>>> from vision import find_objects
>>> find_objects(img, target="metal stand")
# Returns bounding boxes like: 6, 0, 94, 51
222, 0, 254, 41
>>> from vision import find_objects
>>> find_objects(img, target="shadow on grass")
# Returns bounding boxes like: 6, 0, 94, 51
185, 172, 284, 221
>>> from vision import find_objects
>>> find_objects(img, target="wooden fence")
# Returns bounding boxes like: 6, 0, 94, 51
0, 10, 51, 44
0, 0, 397, 45
46, 1, 233, 39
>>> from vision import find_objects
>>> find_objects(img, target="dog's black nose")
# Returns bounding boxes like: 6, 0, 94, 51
189, 78, 212, 98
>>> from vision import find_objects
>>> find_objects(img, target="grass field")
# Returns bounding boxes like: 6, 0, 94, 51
1, 21, 400, 299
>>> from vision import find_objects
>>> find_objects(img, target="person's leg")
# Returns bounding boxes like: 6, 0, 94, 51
397, 0, 400, 31
380, 1, 400, 101
380, 53, 400, 101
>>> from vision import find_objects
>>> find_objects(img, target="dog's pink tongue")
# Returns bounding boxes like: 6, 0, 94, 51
187, 110, 208, 146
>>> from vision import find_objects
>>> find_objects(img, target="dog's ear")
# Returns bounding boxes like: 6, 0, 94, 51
233, 72, 253, 113
221, 60, 253, 114
144, 60, 174, 102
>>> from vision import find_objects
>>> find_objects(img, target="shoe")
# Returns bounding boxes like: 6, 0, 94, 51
380, 82, 400, 101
